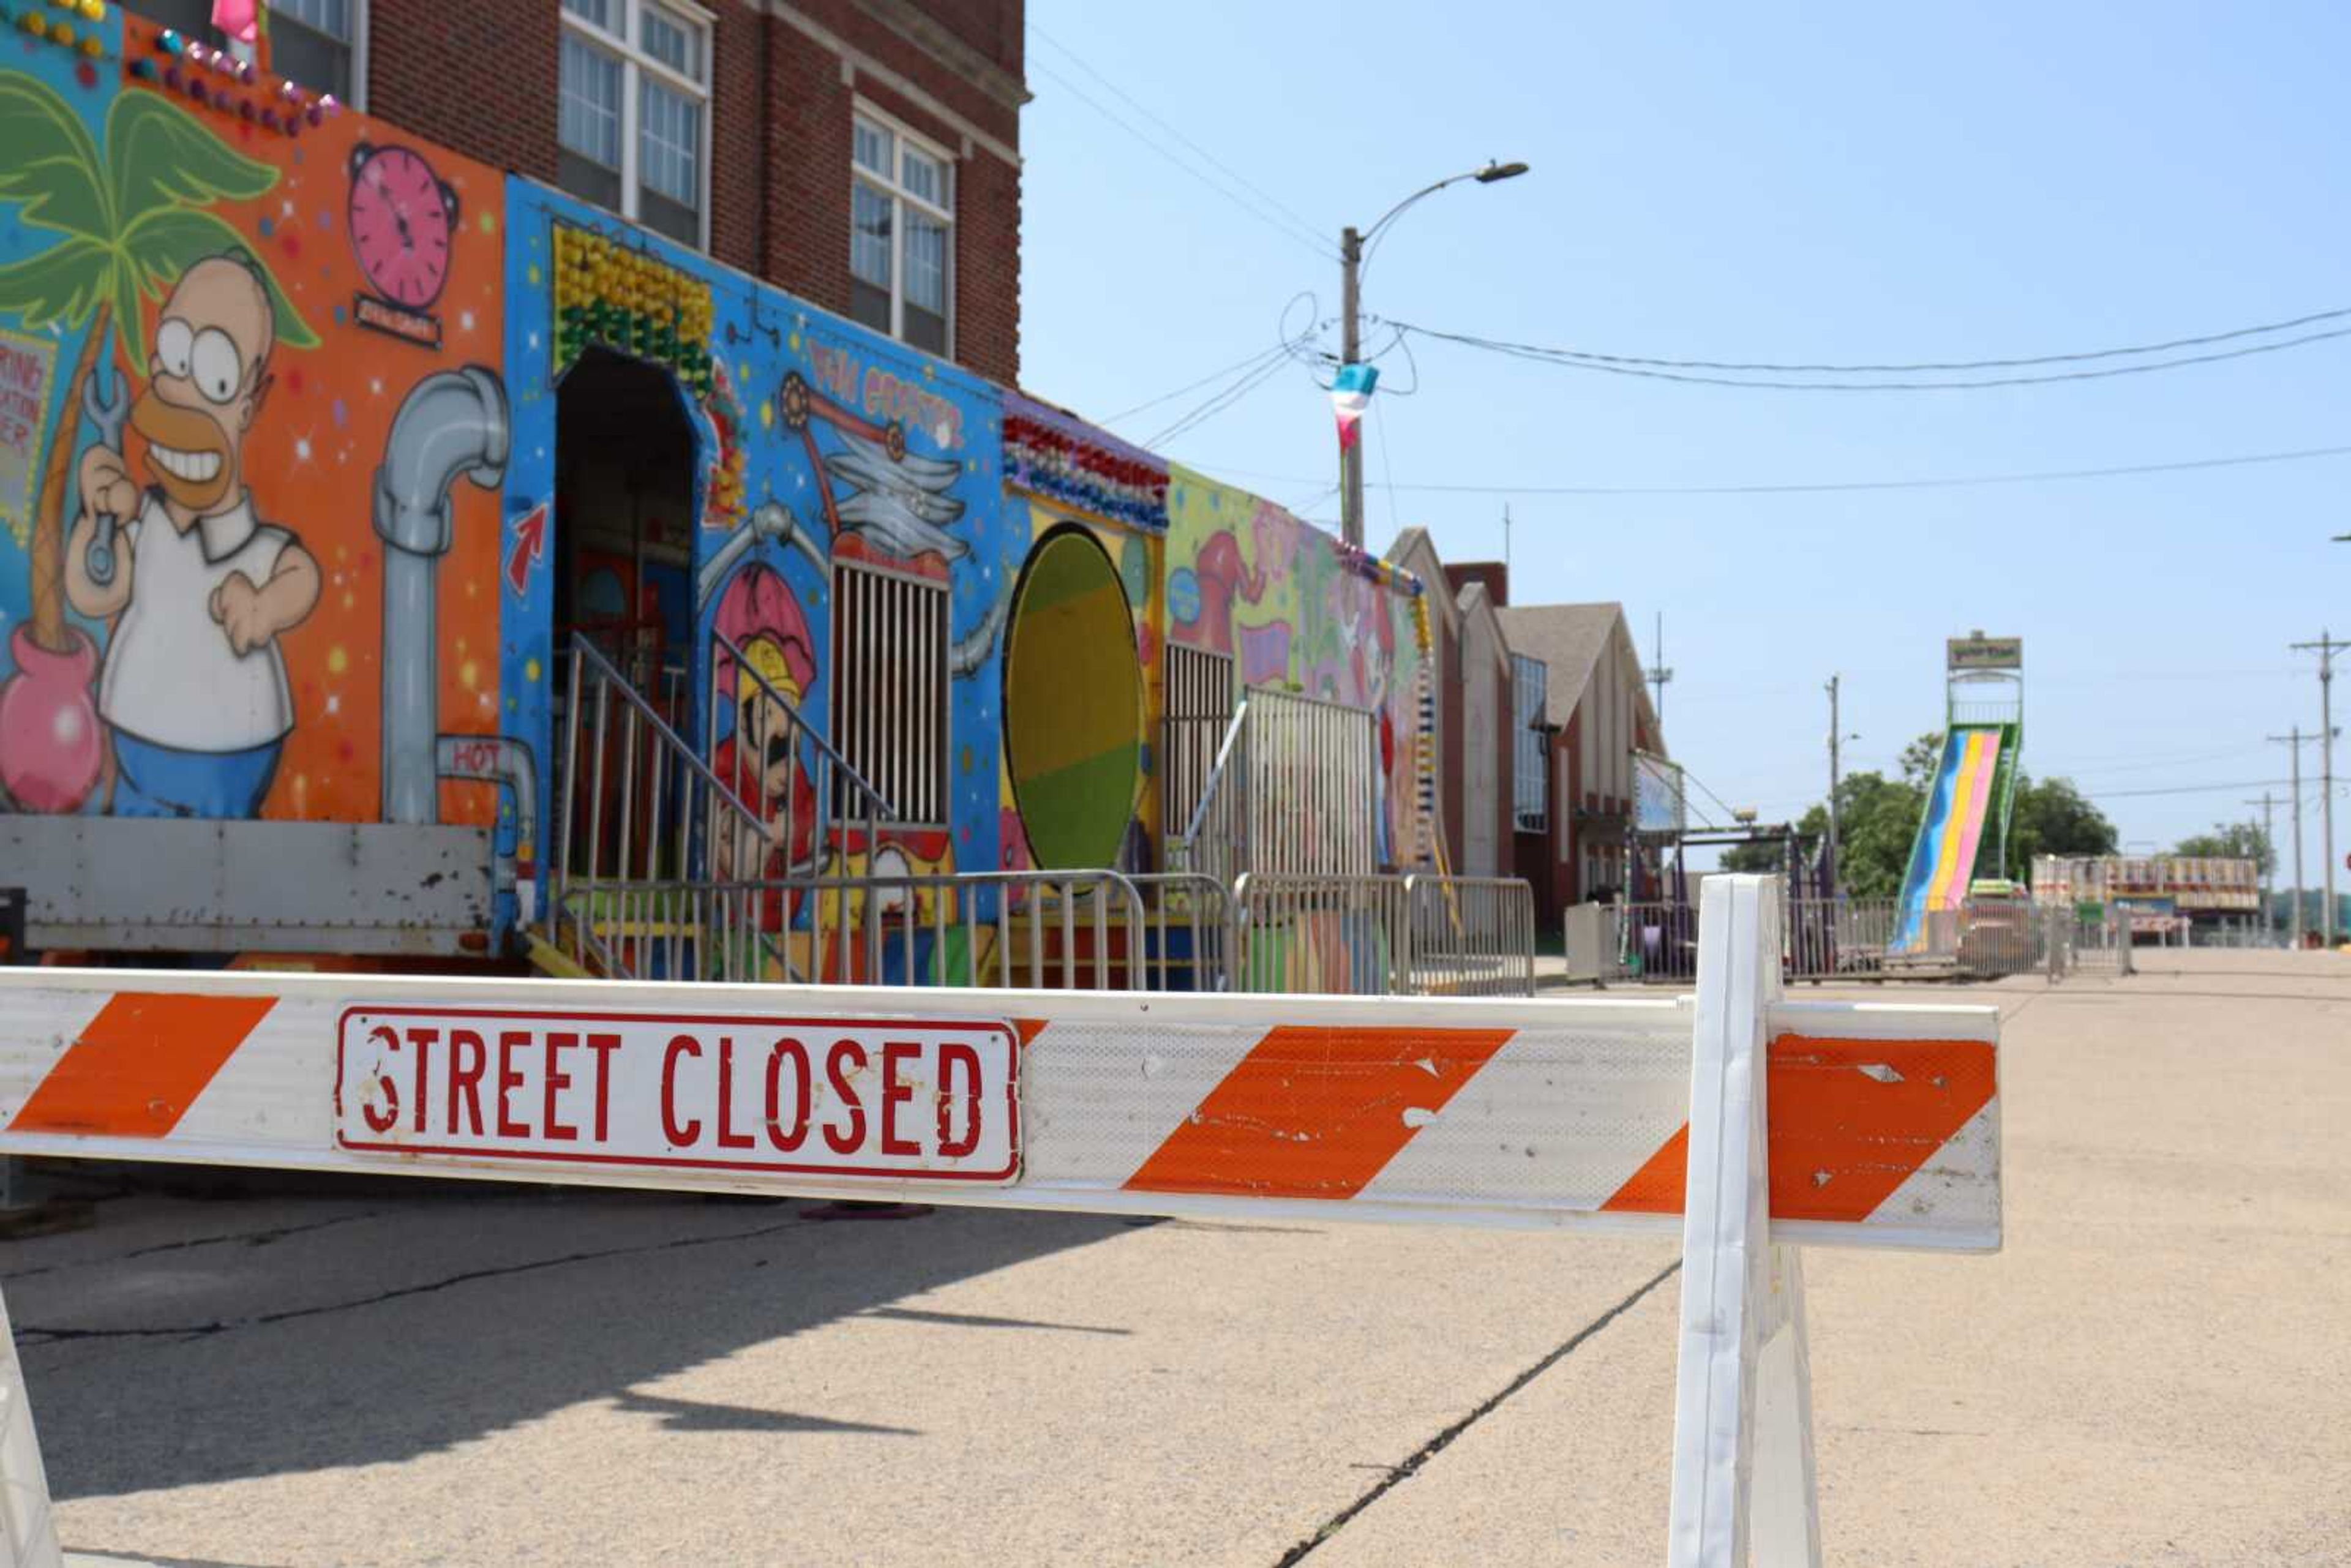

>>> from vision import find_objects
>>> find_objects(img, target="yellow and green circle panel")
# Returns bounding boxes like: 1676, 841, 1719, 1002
1004, 528, 1142, 869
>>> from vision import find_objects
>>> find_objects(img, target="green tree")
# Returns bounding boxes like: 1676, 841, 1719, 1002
1899, 731, 1944, 792
1721, 770, 1922, 896
0, 77, 313, 653
2174, 821, 2273, 875
2002, 775, 2117, 880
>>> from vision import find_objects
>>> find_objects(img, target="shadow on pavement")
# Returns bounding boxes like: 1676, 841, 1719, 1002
11, 1175, 1136, 1499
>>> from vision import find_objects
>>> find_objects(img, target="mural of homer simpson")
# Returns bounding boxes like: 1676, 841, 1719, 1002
64, 253, 320, 818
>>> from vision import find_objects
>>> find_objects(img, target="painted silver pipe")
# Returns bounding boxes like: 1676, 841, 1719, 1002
696, 499, 826, 607
436, 734, 541, 923
374, 367, 510, 824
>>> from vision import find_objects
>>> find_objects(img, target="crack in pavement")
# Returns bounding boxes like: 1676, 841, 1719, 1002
1272, 1259, 1683, 1566
2, 1209, 400, 1284
17, 1214, 812, 1348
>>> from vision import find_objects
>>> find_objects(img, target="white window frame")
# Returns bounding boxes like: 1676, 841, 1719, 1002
558, 0, 713, 250
850, 99, 955, 355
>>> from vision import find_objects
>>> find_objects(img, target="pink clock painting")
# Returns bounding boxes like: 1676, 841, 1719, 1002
347, 141, 459, 317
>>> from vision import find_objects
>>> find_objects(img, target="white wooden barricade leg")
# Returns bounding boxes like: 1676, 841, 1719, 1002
0, 1270, 61, 1568
1667, 876, 1821, 1567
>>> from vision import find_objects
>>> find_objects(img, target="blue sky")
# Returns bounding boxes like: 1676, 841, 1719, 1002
1017, 1, 2350, 880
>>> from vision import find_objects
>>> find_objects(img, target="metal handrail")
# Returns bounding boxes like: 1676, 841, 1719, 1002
552, 632, 775, 969
1178, 696, 1250, 848
708, 626, 895, 823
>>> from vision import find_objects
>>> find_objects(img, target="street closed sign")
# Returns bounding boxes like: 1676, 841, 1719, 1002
335, 1007, 1020, 1183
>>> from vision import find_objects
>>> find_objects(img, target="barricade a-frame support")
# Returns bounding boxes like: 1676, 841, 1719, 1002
1668, 876, 1821, 1567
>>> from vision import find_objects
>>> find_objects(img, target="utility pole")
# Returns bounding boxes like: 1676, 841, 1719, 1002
1646, 612, 1673, 730
1502, 502, 1512, 582
1335, 162, 1529, 549
2268, 726, 2316, 948
2244, 791, 2278, 943
2291, 631, 2349, 948
1338, 224, 1364, 549
1825, 675, 1844, 894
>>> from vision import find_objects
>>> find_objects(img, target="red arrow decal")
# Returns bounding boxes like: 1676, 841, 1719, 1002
506, 502, 547, 596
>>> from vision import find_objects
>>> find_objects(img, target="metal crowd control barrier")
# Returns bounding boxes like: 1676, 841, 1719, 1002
1231, 872, 1538, 997
1625, 893, 2131, 986
1404, 874, 1536, 996
1125, 872, 1239, 994
0, 877, 2000, 1566
623, 869, 1150, 991
1232, 871, 1410, 995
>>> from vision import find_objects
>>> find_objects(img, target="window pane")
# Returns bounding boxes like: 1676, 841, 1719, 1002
639, 5, 702, 80
850, 182, 893, 290
850, 280, 891, 335
120, 0, 216, 36
902, 301, 947, 355
559, 36, 623, 169
557, 149, 623, 215
900, 146, 947, 209
561, 0, 613, 30
639, 78, 700, 207
640, 187, 698, 246
852, 118, 893, 178
904, 209, 947, 315
268, 0, 348, 40
266, 13, 350, 99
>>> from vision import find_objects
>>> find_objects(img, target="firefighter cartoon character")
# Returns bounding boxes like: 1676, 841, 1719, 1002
66, 253, 321, 817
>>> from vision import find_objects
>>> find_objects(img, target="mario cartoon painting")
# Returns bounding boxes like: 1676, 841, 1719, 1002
64, 253, 321, 818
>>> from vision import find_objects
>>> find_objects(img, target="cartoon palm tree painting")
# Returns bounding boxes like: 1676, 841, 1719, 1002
0, 72, 315, 811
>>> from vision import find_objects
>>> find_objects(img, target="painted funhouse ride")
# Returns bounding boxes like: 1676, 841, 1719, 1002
0, 14, 1487, 992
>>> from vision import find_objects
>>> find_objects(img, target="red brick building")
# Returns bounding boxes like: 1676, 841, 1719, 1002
122, 0, 1027, 384
1496, 598, 1669, 928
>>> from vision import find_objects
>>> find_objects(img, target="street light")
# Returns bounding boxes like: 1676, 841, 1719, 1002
1338, 159, 1530, 547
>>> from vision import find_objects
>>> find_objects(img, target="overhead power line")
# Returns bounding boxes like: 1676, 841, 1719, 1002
1144, 347, 1302, 449
1414, 304, 2351, 376
1099, 339, 1302, 426
1392, 319, 2351, 391
2079, 777, 2297, 801
1029, 26, 1337, 260
1174, 440, 2351, 499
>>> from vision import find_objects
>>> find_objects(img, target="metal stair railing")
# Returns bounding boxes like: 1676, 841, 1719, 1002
548, 632, 784, 982
1169, 697, 1249, 885
705, 628, 899, 983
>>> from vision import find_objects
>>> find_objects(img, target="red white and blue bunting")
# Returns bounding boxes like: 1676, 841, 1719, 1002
1003, 392, 1169, 531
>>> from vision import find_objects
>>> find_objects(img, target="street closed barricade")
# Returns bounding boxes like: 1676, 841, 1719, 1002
0, 878, 2000, 1567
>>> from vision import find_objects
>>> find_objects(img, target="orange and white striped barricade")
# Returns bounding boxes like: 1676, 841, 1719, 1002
0, 876, 1996, 1567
